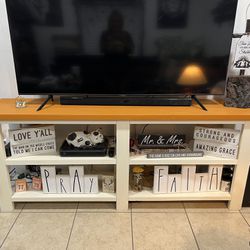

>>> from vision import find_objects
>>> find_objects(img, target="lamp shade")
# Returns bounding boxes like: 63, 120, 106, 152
177, 64, 207, 86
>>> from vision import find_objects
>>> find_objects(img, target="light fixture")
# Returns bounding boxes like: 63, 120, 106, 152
177, 64, 207, 86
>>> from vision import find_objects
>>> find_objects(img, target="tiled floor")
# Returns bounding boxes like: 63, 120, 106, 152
1, 202, 250, 250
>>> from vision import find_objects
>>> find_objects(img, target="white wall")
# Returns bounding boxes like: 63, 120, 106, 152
0, 0, 249, 98
0, 0, 18, 98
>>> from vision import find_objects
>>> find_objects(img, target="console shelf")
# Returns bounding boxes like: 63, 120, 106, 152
0, 99, 250, 212
6, 154, 116, 166
129, 190, 231, 202
129, 155, 238, 165
12, 191, 116, 202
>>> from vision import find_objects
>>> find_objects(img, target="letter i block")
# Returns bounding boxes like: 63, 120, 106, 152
69, 166, 84, 193
40, 166, 57, 193
153, 166, 168, 193
181, 165, 196, 192
84, 175, 99, 194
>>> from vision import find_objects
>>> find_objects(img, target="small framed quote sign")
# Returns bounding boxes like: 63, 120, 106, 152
9, 125, 56, 157
233, 35, 250, 70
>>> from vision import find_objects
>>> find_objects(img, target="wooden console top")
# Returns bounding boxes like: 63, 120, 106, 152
0, 98, 249, 121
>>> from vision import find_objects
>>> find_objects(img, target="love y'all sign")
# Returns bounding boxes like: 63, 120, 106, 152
9, 126, 56, 157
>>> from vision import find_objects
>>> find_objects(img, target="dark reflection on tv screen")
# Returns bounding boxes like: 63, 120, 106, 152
6, 0, 237, 95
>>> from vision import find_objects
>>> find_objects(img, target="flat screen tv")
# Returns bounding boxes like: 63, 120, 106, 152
6, 0, 238, 98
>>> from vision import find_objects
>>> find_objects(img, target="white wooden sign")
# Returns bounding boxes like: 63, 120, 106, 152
69, 166, 84, 193
153, 166, 168, 193
181, 165, 196, 192
56, 175, 70, 194
102, 175, 115, 193
40, 166, 57, 193
194, 126, 240, 145
9, 126, 56, 157
84, 176, 99, 194
168, 174, 181, 193
194, 173, 209, 192
233, 35, 250, 69
193, 140, 238, 159
208, 165, 223, 191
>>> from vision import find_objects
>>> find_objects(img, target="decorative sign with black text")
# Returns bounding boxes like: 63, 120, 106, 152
138, 134, 185, 149
193, 140, 238, 159
9, 126, 56, 157
233, 35, 250, 69
194, 126, 240, 145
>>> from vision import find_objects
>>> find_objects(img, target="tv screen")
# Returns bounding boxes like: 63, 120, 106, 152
6, 0, 238, 95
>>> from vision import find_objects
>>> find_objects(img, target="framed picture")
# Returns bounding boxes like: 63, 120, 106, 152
157, 0, 189, 28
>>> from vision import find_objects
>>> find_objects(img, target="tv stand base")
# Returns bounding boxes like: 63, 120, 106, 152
60, 95, 192, 107
36, 95, 54, 111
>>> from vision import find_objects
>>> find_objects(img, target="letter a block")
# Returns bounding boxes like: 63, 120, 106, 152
69, 166, 84, 193
168, 174, 181, 193
40, 166, 56, 193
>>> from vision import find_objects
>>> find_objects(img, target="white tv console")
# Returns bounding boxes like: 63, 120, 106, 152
0, 98, 249, 212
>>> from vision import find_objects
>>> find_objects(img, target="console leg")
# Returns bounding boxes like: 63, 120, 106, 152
191, 95, 207, 111
36, 95, 54, 112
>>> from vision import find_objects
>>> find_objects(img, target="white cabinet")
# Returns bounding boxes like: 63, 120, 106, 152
0, 120, 249, 212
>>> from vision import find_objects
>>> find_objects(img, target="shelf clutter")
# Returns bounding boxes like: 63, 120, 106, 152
130, 165, 233, 195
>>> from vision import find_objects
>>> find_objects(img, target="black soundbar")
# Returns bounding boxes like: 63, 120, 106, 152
60, 95, 192, 106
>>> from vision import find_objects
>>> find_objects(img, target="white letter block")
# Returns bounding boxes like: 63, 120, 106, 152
69, 166, 84, 193
168, 174, 181, 193
181, 165, 196, 192
56, 175, 70, 194
40, 166, 56, 193
194, 173, 209, 192
84, 175, 99, 194
208, 165, 223, 191
153, 166, 168, 193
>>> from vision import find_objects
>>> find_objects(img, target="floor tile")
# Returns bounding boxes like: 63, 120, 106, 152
133, 213, 198, 250
184, 201, 231, 212
240, 212, 250, 226
241, 207, 250, 213
22, 202, 78, 213
131, 201, 185, 213
188, 212, 250, 250
0, 213, 19, 247
77, 202, 117, 213
68, 213, 132, 250
1, 213, 74, 250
